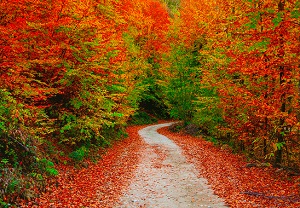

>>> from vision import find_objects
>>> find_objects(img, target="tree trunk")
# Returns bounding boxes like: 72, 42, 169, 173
274, 0, 286, 167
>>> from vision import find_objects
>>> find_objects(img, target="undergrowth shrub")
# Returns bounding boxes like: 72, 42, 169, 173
0, 91, 59, 205
0, 159, 24, 206
36, 158, 59, 176
129, 111, 158, 125
184, 123, 201, 136
69, 146, 88, 162
168, 122, 184, 133
0, 156, 59, 205
192, 87, 224, 137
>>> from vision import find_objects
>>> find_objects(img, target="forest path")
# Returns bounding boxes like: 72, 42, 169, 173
115, 122, 227, 208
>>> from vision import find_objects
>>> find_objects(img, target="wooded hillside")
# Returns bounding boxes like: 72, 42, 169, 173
1, 0, 299, 206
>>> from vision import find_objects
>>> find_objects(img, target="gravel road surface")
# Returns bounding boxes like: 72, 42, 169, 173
116, 122, 227, 208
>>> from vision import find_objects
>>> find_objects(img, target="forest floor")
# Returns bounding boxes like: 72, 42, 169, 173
20, 122, 300, 208
158, 126, 300, 208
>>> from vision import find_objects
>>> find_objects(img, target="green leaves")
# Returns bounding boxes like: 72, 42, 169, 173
109, 84, 127, 93
37, 158, 59, 176
272, 12, 283, 27
248, 38, 270, 52
0, 122, 5, 132
291, 10, 300, 18
275, 142, 285, 151
245, 11, 284, 30
70, 98, 83, 110
112, 112, 124, 117
69, 146, 88, 162
245, 12, 261, 29
161, 44, 203, 122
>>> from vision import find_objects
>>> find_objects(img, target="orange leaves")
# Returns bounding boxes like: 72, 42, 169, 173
176, 0, 300, 166
121, 0, 170, 57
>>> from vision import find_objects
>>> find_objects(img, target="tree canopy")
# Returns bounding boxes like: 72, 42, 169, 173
1, 0, 299, 206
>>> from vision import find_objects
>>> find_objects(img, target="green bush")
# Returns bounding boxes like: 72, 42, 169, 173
0, 159, 24, 205
45, 168, 59, 176
34, 158, 59, 176
69, 146, 88, 162
192, 87, 225, 137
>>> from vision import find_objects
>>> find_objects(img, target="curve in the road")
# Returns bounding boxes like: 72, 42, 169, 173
116, 122, 227, 208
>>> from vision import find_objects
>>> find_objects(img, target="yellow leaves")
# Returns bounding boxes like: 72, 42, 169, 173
67, 0, 96, 17
29, 58, 61, 66
272, 142, 278, 151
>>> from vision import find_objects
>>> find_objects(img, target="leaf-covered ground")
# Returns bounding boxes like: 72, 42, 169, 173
20, 125, 146, 208
158, 127, 300, 208
19, 123, 300, 207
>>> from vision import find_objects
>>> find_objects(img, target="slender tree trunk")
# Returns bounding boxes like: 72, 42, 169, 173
275, 67, 286, 166
275, 0, 286, 167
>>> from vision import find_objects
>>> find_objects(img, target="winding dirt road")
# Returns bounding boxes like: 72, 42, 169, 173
116, 122, 227, 208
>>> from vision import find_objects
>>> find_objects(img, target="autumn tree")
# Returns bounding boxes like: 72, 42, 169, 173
215, 0, 300, 167
0, 0, 171, 205
120, 0, 171, 118
163, 0, 300, 168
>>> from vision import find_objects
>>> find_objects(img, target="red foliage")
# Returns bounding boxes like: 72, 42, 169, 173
120, 0, 170, 58
176, 0, 300, 167
19, 125, 147, 208
158, 127, 300, 208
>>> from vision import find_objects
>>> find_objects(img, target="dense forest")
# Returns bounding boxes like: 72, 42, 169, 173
1, 0, 299, 206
